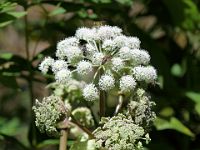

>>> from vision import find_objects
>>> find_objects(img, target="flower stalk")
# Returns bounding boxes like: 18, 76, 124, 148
99, 90, 106, 118
114, 94, 124, 115
99, 68, 105, 118
57, 119, 70, 150
59, 129, 68, 150
70, 118, 94, 139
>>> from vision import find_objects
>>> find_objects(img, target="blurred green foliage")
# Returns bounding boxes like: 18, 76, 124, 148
70, 140, 96, 150
0, 0, 26, 27
0, 0, 200, 149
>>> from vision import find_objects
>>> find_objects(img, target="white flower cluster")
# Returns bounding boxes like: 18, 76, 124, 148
111, 57, 124, 72
39, 57, 71, 84
91, 52, 104, 66
52, 60, 68, 73
55, 69, 71, 84
119, 47, 150, 66
120, 75, 136, 93
39, 25, 157, 101
56, 37, 79, 59
133, 66, 157, 83
83, 84, 99, 101
99, 74, 115, 91
77, 60, 93, 75
75, 27, 98, 41
39, 57, 54, 74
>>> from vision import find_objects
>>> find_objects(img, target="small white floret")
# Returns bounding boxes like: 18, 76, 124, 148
102, 39, 116, 52
65, 46, 82, 63
75, 27, 98, 41
133, 66, 157, 83
120, 75, 136, 93
86, 43, 97, 57
97, 25, 122, 40
83, 84, 99, 101
56, 37, 79, 59
55, 69, 71, 84
91, 52, 104, 66
39, 57, 54, 74
130, 49, 150, 65
113, 35, 127, 48
99, 74, 115, 91
119, 47, 131, 60
52, 60, 68, 73
126, 37, 141, 49
77, 60, 93, 75
111, 57, 125, 72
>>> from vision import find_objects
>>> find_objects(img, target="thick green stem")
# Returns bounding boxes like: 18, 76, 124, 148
93, 66, 102, 82
114, 94, 124, 115
99, 90, 106, 118
99, 68, 105, 118
59, 129, 68, 150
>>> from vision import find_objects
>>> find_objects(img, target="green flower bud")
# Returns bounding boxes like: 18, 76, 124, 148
32, 95, 71, 136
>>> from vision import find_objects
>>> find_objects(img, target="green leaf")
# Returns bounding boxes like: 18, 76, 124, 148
159, 107, 174, 117
36, 139, 59, 148
195, 103, 200, 116
163, 0, 200, 30
0, 20, 12, 27
154, 117, 195, 137
38, 1, 84, 12
0, 117, 20, 136
7, 11, 27, 18
0, 0, 27, 28
158, 75, 164, 89
0, 1, 16, 13
77, 9, 88, 18
185, 91, 200, 103
49, 7, 66, 16
0, 133, 28, 150
171, 64, 183, 77
115, 0, 133, 6
186, 92, 200, 115
0, 12, 26, 28
70, 140, 96, 150
100, 0, 112, 3
0, 13, 15, 25
0, 53, 13, 60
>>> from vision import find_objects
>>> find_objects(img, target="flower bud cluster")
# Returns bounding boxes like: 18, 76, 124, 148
32, 95, 70, 136
83, 83, 99, 101
72, 107, 94, 128
93, 114, 150, 150
128, 88, 156, 127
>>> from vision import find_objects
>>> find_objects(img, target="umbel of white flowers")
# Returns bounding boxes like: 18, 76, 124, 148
37, 25, 158, 150
39, 25, 157, 101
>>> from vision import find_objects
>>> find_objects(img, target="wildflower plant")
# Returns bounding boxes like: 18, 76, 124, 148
34, 25, 158, 150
